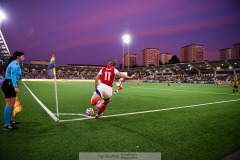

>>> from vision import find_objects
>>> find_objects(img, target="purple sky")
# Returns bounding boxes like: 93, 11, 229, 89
1, 0, 240, 66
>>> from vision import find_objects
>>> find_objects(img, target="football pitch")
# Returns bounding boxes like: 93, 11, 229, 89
0, 81, 240, 160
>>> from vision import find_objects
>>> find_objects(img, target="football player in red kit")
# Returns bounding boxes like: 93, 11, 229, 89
90, 59, 135, 118
177, 78, 181, 86
114, 78, 124, 94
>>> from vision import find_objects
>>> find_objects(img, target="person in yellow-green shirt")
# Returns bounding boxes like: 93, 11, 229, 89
167, 77, 171, 86
215, 78, 219, 86
231, 75, 239, 95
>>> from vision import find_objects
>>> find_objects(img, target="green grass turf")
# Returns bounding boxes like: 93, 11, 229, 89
0, 81, 240, 160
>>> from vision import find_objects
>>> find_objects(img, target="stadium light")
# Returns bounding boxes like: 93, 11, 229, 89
122, 34, 130, 44
0, 10, 7, 29
122, 34, 131, 69
0, 11, 6, 20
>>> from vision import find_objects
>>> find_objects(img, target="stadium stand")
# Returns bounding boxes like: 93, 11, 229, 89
2, 58, 240, 83
1, 52, 240, 83
121, 59, 240, 84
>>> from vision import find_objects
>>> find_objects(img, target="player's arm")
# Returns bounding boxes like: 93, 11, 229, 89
116, 72, 135, 79
94, 74, 101, 90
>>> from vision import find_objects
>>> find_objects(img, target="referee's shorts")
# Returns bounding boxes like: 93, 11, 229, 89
1, 79, 16, 98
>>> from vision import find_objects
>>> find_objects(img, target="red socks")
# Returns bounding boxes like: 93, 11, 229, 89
91, 98, 98, 105
118, 87, 123, 91
97, 105, 106, 115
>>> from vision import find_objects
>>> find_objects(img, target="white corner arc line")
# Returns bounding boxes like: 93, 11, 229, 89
22, 81, 58, 122
58, 98, 240, 123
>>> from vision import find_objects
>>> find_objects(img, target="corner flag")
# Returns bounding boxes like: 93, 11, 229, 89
48, 54, 56, 77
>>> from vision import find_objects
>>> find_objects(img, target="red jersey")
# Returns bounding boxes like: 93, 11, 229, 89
99, 65, 118, 87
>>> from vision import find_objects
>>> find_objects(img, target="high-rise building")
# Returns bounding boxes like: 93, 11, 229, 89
160, 53, 173, 64
180, 44, 204, 62
123, 53, 137, 68
233, 43, 240, 59
219, 48, 233, 60
141, 48, 160, 67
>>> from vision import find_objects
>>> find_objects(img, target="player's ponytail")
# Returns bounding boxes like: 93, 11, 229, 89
8, 51, 24, 66
7, 56, 14, 66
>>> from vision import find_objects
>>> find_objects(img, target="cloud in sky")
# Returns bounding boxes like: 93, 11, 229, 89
1, 0, 240, 65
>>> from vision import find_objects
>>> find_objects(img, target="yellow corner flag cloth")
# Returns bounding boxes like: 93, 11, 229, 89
12, 96, 23, 117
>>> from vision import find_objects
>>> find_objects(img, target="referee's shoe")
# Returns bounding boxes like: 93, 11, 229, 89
11, 119, 20, 125
4, 125, 19, 131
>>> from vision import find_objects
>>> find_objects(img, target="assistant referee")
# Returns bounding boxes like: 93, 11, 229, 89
2, 51, 24, 130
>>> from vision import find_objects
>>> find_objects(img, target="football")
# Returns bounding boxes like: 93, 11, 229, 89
86, 108, 94, 116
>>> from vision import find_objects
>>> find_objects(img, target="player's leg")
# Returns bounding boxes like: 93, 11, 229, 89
90, 88, 102, 105
96, 98, 110, 118
95, 85, 112, 118
91, 94, 100, 105
90, 87, 106, 118
118, 84, 123, 91
114, 88, 118, 94
114, 83, 121, 94
232, 85, 236, 94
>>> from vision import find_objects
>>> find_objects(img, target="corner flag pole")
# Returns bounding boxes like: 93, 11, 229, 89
48, 54, 59, 122
54, 73, 59, 121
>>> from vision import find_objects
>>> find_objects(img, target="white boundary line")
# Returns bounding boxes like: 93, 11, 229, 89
131, 87, 230, 95
58, 98, 240, 122
55, 113, 89, 117
22, 81, 59, 122
56, 113, 86, 116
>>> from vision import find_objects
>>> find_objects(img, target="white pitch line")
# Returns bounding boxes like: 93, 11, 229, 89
55, 113, 89, 117
58, 98, 240, 122
56, 113, 86, 116
131, 87, 229, 95
22, 81, 59, 122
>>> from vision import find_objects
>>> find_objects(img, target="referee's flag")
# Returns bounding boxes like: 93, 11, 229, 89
12, 96, 22, 117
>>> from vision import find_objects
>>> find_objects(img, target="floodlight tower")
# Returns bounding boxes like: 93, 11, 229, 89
122, 34, 130, 69
0, 9, 11, 62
